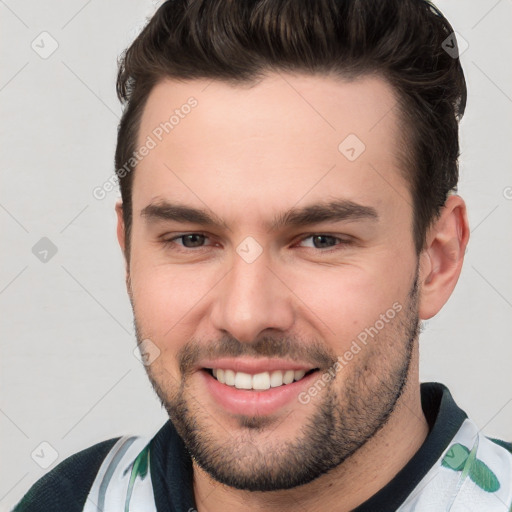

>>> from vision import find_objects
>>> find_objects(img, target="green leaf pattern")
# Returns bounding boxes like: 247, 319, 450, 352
124, 444, 151, 512
442, 443, 500, 493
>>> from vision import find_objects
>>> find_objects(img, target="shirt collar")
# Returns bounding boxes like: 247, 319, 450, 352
149, 382, 467, 512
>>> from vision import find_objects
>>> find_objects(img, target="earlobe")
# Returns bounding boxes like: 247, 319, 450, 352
418, 195, 470, 320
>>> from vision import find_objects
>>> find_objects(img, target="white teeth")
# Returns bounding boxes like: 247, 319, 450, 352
234, 371, 252, 390
270, 370, 284, 387
211, 368, 311, 389
294, 370, 306, 381
224, 369, 236, 386
283, 370, 295, 385
252, 372, 271, 390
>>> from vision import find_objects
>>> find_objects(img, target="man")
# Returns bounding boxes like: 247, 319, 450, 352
13, 0, 512, 511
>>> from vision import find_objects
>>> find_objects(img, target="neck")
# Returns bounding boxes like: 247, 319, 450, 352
192, 344, 429, 512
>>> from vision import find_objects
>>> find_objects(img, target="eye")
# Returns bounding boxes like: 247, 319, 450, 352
177, 233, 207, 248
296, 234, 351, 251
162, 233, 214, 250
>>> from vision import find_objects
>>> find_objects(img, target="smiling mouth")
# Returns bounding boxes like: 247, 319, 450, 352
204, 368, 319, 391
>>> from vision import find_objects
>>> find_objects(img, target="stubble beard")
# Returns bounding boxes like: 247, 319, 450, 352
131, 275, 420, 491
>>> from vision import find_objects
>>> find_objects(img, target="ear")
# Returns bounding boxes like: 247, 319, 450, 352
115, 200, 128, 268
418, 194, 470, 320
115, 200, 125, 251
115, 200, 133, 297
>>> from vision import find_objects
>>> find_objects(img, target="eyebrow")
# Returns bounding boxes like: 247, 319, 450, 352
270, 200, 378, 230
140, 199, 378, 232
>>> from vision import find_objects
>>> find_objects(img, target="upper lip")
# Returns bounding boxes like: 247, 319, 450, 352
198, 357, 317, 374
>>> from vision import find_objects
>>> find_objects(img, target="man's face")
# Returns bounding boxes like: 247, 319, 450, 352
123, 73, 421, 490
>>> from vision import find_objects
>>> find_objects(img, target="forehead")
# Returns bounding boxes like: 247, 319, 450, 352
133, 72, 409, 223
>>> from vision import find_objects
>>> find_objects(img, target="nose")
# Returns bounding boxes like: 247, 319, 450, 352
210, 248, 295, 343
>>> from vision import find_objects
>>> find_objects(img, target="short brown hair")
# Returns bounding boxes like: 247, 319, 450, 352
115, 0, 466, 259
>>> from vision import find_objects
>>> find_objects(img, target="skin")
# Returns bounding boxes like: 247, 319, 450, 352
116, 73, 469, 511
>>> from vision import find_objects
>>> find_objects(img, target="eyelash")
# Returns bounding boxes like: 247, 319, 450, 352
160, 233, 353, 254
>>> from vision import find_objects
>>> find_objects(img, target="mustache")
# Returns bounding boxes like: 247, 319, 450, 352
177, 334, 338, 376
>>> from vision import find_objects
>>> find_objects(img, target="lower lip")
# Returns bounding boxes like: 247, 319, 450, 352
200, 369, 319, 416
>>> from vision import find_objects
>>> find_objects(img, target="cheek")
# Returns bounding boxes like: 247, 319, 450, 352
129, 265, 211, 379
129, 256, 217, 338
286, 260, 413, 350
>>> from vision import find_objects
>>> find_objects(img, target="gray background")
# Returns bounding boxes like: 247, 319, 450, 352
1, 1, 511, 510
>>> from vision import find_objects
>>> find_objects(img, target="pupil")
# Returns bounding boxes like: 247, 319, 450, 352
313, 235, 335, 248
184, 234, 205, 247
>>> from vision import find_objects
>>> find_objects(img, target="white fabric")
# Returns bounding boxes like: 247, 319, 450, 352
397, 419, 512, 511
83, 435, 156, 512
83, 418, 512, 511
